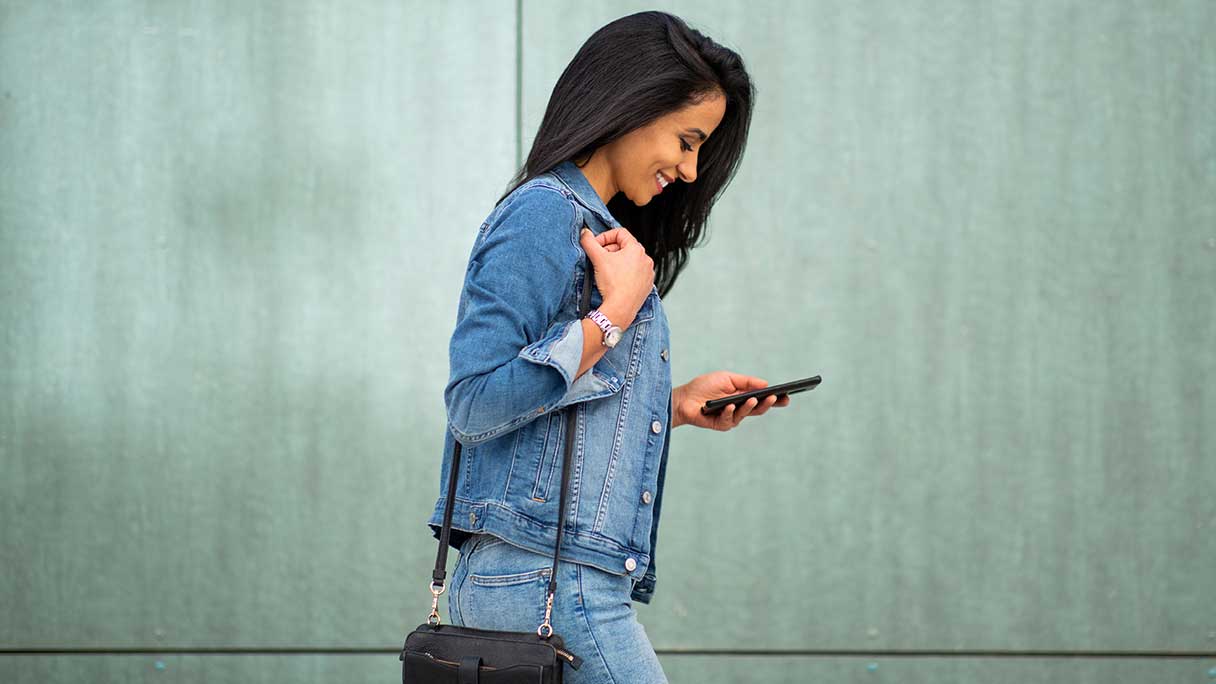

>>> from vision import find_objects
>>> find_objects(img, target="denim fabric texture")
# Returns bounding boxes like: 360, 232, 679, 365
428, 160, 674, 604
448, 532, 668, 684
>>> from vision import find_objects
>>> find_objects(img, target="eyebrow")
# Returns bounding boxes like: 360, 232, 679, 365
683, 128, 708, 142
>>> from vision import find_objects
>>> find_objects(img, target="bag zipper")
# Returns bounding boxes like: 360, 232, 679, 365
421, 647, 582, 671
422, 652, 499, 671
554, 646, 583, 670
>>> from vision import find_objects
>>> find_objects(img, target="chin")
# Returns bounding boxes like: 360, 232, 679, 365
628, 190, 653, 207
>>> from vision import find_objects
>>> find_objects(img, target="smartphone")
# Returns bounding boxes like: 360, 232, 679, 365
700, 374, 822, 415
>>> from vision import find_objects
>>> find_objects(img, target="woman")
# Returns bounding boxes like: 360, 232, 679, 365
427, 11, 788, 683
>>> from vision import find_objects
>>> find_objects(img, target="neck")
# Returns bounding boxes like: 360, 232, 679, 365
574, 154, 618, 205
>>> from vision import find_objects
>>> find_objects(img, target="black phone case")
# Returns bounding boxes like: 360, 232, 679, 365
700, 375, 821, 415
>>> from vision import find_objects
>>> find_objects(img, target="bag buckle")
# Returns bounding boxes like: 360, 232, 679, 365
427, 581, 445, 626
536, 591, 555, 638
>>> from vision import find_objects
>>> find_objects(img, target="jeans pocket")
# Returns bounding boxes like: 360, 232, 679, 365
469, 567, 553, 587
460, 538, 553, 631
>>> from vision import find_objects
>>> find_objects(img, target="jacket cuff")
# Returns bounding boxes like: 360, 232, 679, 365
518, 317, 584, 385
519, 317, 617, 409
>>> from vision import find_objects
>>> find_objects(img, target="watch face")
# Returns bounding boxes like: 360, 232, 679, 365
605, 328, 623, 347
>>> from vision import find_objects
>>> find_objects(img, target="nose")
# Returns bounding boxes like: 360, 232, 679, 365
677, 159, 697, 184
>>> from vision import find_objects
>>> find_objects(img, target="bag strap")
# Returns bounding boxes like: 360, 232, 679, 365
428, 243, 596, 639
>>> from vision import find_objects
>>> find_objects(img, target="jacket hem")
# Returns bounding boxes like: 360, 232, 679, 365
428, 497, 651, 584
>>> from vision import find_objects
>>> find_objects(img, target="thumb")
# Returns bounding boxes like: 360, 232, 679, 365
729, 373, 769, 390
580, 227, 604, 257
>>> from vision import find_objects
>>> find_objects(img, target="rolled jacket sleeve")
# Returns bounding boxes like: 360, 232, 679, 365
444, 186, 613, 445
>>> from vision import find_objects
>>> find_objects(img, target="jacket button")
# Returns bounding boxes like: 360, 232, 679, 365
641, 490, 652, 504
468, 511, 477, 525
660, 348, 669, 362
650, 420, 662, 434
624, 557, 637, 572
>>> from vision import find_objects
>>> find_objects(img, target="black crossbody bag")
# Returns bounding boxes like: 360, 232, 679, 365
400, 255, 594, 683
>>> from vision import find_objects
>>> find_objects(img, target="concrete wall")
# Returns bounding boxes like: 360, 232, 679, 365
2, 1, 1213, 681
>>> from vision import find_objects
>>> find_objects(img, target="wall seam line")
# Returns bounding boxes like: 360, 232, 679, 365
515, 0, 523, 170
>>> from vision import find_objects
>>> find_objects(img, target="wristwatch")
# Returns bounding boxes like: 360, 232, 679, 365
585, 309, 624, 348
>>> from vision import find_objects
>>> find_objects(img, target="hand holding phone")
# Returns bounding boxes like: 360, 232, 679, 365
700, 374, 821, 415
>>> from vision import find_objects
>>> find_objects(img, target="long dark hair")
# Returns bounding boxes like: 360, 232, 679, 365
498, 11, 755, 298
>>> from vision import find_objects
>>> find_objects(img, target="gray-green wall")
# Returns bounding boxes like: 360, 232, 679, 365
2, 1, 1213, 682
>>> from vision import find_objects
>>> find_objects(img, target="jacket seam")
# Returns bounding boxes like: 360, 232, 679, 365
593, 341, 635, 533
549, 171, 617, 230
502, 425, 525, 497
440, 496, 646, 563
504, 178, 582, 245
568, 402, 584, 539
449, 409, 533, 445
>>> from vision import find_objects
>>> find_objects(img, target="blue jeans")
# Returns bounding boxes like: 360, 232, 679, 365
447, 532, 668, 684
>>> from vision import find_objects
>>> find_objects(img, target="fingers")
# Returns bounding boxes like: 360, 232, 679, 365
717, 394, 783, 429
579, 227, 606, 246
718, 401, 749, 429
579, 227, 602, 253
733, 396, 762, 420
595, 227, 638, 248
718, 397, 757, 428
707, 401, 730, 428
748, 394, 782, 416
581, 227, 632, 255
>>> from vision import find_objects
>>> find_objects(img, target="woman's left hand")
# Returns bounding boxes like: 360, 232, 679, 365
672, 371, 790, 431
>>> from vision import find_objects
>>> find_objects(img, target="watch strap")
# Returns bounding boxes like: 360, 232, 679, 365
585, 309, 615, 332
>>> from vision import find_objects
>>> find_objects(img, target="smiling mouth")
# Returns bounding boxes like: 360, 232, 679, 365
655, 171, 672, 192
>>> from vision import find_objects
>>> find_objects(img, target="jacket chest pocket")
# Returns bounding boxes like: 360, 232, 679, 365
632, 285, 659, 325
529, 411, 565, 502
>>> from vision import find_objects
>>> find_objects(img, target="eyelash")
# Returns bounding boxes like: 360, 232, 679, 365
680, 138, 693, 152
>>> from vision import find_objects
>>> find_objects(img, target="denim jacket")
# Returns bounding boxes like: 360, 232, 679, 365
427, 160, 673, 604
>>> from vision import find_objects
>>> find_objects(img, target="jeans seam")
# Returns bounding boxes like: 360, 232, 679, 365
453, 551, 468, 626
477, 535, 506, 552
454, 533, 487, 625
576, 564, 619, 684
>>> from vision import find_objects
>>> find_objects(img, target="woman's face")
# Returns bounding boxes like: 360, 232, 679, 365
586, 91, 727, 206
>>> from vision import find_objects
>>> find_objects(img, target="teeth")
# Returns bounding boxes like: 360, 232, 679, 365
655, 172, 669, 188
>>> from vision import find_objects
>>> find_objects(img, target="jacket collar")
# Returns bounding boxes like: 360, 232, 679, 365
550, 160, 621, 231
